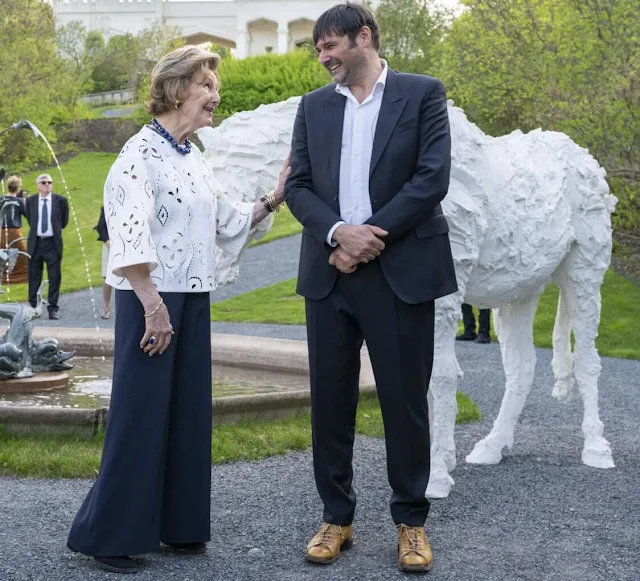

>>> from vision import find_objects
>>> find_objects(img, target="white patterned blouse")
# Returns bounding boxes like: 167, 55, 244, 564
104, 125, 253, 292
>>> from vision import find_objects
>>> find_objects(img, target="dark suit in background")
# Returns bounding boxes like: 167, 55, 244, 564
25, 192, 69, 315
285, 68, 458, 527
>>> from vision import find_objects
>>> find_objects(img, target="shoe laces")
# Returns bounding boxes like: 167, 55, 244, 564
318, 523, 342, 545
399, 525, 424, 552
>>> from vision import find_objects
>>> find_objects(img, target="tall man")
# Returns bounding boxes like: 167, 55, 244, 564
26, 174, 69, 319
285, 2, 457, 573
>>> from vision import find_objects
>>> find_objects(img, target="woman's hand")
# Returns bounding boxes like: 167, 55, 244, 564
250, 152, 292, 227
120, 264, 175, 357
140, 302, 174, 356
273, 152, 291, 205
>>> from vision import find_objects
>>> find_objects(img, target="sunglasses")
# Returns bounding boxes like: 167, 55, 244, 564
39, 181, 52, 185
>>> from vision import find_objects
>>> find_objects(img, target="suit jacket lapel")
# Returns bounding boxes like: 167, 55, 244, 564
370, 70, 406, 177
323, 91, 346, 196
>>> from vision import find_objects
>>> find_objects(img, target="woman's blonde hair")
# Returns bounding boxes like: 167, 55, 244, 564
7, 175, 21, 194
146, 46, 221, 116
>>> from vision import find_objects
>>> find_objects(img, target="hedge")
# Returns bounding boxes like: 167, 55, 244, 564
216, 50, 329, 115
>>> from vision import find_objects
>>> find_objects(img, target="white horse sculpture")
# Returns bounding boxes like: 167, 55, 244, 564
199, 96, 616, 499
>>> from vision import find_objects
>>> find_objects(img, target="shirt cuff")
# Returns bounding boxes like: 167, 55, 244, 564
326, 221, 346, 247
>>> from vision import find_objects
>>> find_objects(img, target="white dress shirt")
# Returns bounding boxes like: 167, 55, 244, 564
327, 61, 389, 246
37, 195, 54, 237
104, 125, 253, 292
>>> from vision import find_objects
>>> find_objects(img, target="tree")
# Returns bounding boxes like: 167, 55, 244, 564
439, 0, 640, 232
373, 0, 452, 74
137, 21, 184, 64
92, 22, 183, 95
0, 0, 72, 169
91, 33, 142, 92
56, 21, 106, 106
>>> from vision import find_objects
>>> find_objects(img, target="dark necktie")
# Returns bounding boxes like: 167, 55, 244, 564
41, 198, 48, 235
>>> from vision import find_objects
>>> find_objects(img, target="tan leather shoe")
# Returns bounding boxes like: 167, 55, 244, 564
396, 524, 433, 573
305, 523, 353, 565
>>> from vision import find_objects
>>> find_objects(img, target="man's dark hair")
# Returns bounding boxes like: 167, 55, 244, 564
313, 2, 380, 51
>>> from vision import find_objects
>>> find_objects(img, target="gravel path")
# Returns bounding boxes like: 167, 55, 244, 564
1, 343, 638, 581
28, 235, 301, 330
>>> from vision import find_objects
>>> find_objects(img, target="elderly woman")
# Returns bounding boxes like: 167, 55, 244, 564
67, 46, 289, 574
0, 175, 28, 284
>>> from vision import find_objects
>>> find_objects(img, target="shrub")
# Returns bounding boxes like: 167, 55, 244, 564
216, 50, 329, 115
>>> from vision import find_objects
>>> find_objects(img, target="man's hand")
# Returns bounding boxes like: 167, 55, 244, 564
329, 247, 359, 274
332, 224, 388, 262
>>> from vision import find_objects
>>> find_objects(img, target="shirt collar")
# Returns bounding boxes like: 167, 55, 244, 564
335, 59, 388, 98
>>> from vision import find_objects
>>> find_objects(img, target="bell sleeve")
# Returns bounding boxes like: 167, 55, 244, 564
210, 171, 254, 259
104, 150, 159, 277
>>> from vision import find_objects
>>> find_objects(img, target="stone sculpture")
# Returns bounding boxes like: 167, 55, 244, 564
198, 96, 616, 499
0, 279, 74, 379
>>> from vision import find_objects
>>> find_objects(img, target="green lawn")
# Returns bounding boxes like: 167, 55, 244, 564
252, 205, 302, 247
1, 152, 301, 302
211, 270, 640, 361
0, 392, 480, 478
211, 278, 302, 324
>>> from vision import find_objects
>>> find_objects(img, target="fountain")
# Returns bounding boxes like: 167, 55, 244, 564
0, 120, 79, 394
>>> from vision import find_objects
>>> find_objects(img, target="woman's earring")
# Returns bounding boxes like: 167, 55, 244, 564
175, 100, 182, 109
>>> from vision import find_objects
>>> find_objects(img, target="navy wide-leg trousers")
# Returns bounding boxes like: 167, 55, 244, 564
68, 291, 212, 557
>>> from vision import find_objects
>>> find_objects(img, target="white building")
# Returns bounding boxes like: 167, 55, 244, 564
52, 0, 377, 59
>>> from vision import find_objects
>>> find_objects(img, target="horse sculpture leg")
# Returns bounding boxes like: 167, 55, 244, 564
551, 287, 575, 400
466, 295, 540, 465
426, 293, 464, 499
556, 257, 614, 469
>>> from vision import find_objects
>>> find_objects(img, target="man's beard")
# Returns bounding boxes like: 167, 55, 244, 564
327, 49, 367, 86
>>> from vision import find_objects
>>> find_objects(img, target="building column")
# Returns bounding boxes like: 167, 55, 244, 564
277, 25, 289, 54
236, 28, 248, 59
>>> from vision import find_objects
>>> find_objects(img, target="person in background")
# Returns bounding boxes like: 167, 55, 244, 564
2, 173, 29, 198
67, 45, 290, 575
0, 175, 29, 284
456, 303, 491, 343
25, 174, 69, 320
94, 205, 112, 319
14, 174, 29, 198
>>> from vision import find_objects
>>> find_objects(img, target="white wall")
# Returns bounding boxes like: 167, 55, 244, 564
247, 20, 278, 55
52, 0, 359, 57
288, 19, 314, 50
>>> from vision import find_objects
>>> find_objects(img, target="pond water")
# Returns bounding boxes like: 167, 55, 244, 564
0, 357, 308, 409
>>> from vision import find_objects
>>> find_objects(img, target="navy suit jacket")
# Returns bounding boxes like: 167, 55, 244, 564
285, 69, 458, 304
25, 193, 69, 259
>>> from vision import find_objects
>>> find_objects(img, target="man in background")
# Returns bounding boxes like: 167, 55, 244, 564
456, 303, 491, 343
25, 173, 69, 319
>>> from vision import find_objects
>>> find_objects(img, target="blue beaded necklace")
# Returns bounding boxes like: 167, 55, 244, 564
150, 118, 192, 155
